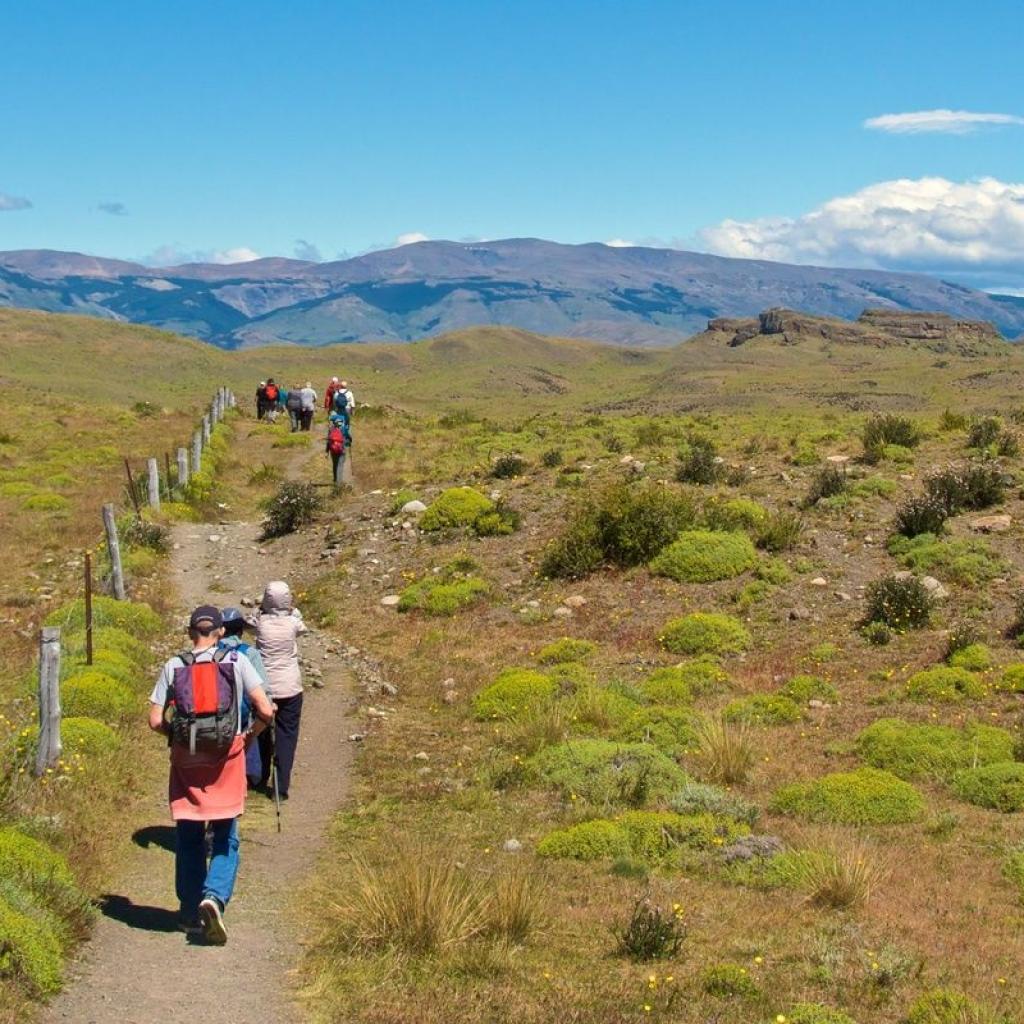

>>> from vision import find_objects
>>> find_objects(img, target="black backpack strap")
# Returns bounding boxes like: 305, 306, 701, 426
213, 647, 229, 663
178, 651, 196, 667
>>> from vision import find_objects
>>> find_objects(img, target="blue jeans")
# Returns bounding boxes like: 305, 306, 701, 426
175, 818, 240, 917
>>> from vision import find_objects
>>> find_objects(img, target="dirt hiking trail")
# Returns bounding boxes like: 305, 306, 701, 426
45, 440, 354, 1024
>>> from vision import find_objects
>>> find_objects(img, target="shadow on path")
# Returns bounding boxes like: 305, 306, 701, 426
132, 825, 176, 852
99, 894, 180, 933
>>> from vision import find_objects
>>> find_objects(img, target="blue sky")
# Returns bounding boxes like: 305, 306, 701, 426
1, 0, 1022, 287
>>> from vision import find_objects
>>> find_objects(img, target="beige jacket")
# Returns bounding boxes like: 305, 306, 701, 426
252, 581, 308, 699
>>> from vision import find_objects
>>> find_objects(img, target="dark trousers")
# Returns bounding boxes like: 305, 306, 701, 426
300, 409, 314, 431
330, 452, 344, 484
258, 693, 303, 797
288, 409, 300, 432
176, 819, 239, 917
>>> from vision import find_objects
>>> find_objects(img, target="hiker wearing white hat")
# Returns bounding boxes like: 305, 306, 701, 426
299, 381, 317, 431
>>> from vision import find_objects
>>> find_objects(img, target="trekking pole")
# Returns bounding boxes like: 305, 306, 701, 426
269, 719, 282, 833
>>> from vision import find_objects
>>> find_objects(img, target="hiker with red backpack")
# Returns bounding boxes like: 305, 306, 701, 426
326, 411, 347, 485
324, 376, 341, 411
264, 379, 280, 423
148, 605, 275, 945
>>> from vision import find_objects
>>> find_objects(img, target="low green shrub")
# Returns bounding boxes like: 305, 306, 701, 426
473, 669, 558, 721
780, 675, 838, 703
855, 718, 1014, 781
658, 613, 750, 656
863, 575, 932, 631
889, 533, 1005, 586
650, 530, 757, 583
669, 780, 760, 825
701, 962, 759, 998
703, 497, 768, 532
64, 627, 151, 668
397, 576, 487, 616
754, 510, 804, 552
537, 638, 596, 664
905, 667, 986, 703
21, 493, 70, 515
47, 717, 120, 758
996, 664, 1024, 693
952, 762, 1024, 812
771, 767, 925, 824
535, 819, 632, 860
640, 669, 694, 705
644, 658, 729, 700
45, 596, 161, 638
906, 988, 1005, 1024
613, 897, 686, 962
1002, 847, 1024, 902
925, 464, 1006, 514
616, 704, 697, 754
723, 693, 803, 725
63, 649, 140, 689
0, 897, 63, 995
0, 829, 80, 921
677, 434, 722, 485
420, 487, 494, 531
527, 739, 688, 806
540, 481, 695, 578
61, 671, 136, 721
805, 465, 847, 507
862, 414, 922, 453
490, 453, 525, 479
946, 640, 990, 671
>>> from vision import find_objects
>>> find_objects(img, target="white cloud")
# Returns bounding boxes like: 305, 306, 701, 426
212, 246, 260, 264
604, 238, 636, 248
395, 232, 429, 246
144, 244, 261, 266
698, 177, 1024, 279
0, 191, 32, 211
865, 109, 1024, 134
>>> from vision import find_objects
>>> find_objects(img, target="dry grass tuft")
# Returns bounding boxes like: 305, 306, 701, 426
692, 715, 756, 785
780, 834, 887, 910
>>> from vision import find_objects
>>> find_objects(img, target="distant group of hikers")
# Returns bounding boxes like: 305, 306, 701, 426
148, 584, 309, 946
255, 375, 356, 484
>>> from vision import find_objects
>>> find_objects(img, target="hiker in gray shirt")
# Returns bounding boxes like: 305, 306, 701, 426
299, 382, 317, 431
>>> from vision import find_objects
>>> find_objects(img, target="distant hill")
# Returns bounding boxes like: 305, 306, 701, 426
2, 239, 1023, 349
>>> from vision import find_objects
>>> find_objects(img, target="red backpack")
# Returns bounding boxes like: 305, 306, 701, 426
328, 425, 346, 456
265, 383, 279, 401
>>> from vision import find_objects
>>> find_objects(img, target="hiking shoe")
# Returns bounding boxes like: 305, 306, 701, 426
198, 897, 227, 945
177, 914, 202, 935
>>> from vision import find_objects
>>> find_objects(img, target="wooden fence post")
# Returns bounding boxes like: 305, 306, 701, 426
192, 431, 202, 475
177, 447, 189, 490
123, 457, 141, 515
84, 552, 94, 665
202, 414, 211, 443
36, 627, 62, 776
146, 457, 161, 511
164, 451, 173, 498
102, 502, 127, 600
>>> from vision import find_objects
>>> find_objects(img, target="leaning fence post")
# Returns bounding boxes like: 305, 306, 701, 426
146, 457, 161, 511
202, 415, 211, 444
36, 627, 62, 776
102, 502, 127, 600
123, 457, 141, 515
84, 552, 94, 666
192, 431, 202, 475
177, 447, 190, 490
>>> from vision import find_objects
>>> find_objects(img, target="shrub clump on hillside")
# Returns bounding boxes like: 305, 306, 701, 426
473, 669, 558, 721
260, 481, 324, 539
893, 496, 948, 538
658, 613, 750, 656
676, 434, 722, 485
904, 666, 986, 703
640, 658, 728, 705
855, 718, 1014, 781
771, 767, 925, 825
723, 693, 803, 726
0, 898, 63, 996
420, 487, 493, 531
45, 596, 160, 638
889, 534, 1005, 586
996, 664, 1024, 693
906, 988, 1006, 1024
780, 675, 838, 704
947, 642, 992, 672
527, 739, 688, 806
952, 762, 1024, 813
779, 1005, 857, 1024
537, 809, 748, 863
804, 465, 847, 508
61, 671, 136, 722
397, 576, 487, 616
701, 963, 759, 998
19, 717, 120, 763
670, 781, 760, 826
703, 497, 768, 533
649, 530, 757, 583
0, 828, 87, 927
540, 481, 694, 578
862, 414, 921, 461
537, 638, 596, 664
924, 463, 1006, 514
863, 575, 932, 631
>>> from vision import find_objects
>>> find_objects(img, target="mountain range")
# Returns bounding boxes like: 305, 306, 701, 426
2, 238, 1023, 349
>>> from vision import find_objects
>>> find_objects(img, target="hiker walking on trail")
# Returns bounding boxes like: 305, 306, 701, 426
330, 380, 354, 448
299, 381, 317, 431
250, 581, 308, 800
148, 605, 275, 945
264, 379, 280, 423
219, 607, 269, 789
285, 384, 302, 432
326, 411, 347, 485
255, 381, 268, 420
324, 376, 342, 411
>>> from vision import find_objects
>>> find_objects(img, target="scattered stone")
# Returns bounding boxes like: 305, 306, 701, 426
971, 514, 1012, 534
402, 499, 427, 514
563, 595, 588, 609
310, 678, 325, 689
629, 461, 646, 474
834, 591, 853, 602
380, 595, 401, 607
619, 454, 635, 465
826, 455, 851, 465
413, 751, 430, 762
208, 534, 222, 543
441, 678, 456, 690
442, 690, 458, 705
553, 606, 573, 618
809, 577, 828, 587
380, 682, 399, 697
808, 699, 830, 709
526, 600, 541, 609
503, 839, 523, 854
366, 707, 388, 719
489, 490, 502, 501
789, 607, 811, 621
921, 575, 950, 600
348, 733, 365, 742
721, 835, 784, 863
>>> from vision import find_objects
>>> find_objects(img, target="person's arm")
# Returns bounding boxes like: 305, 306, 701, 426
147, 663, 173, 734
292, 610, 309, 636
